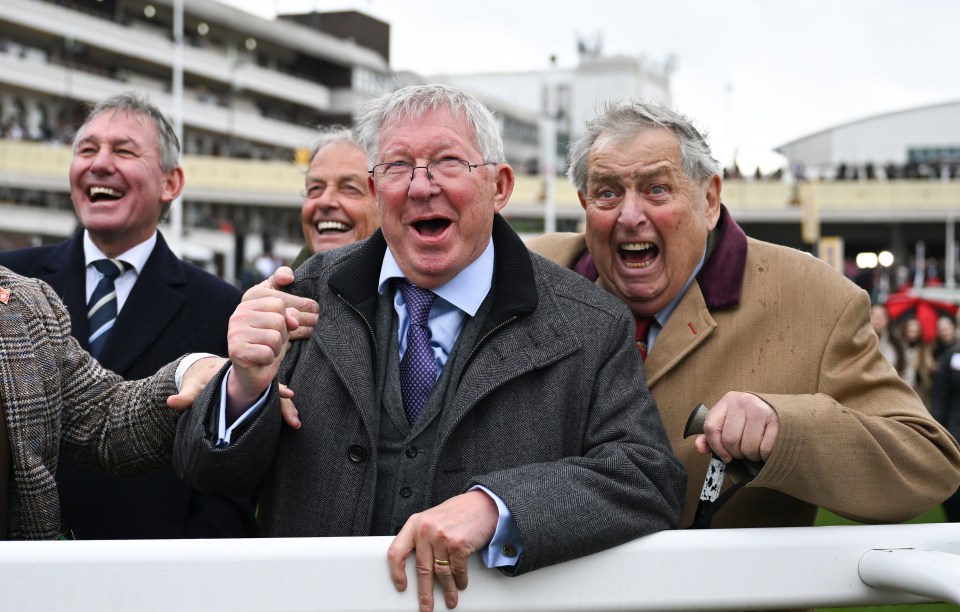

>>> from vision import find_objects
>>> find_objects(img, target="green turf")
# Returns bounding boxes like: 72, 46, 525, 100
815, 506, 959, 612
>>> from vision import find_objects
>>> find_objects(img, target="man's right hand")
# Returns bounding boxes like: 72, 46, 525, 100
693, 391, 779, 463
225, 297, 297, 418
243, 266, 319, 341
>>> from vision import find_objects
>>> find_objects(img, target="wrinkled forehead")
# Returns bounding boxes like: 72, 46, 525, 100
586, 128, 684, 182
592, 127, 681, 159
381, 105, 476, 143
312, 140, 366, 165
78, 109, 157, 143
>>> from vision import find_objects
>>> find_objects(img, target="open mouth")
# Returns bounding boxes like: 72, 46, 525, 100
413, 218, 451, 238
88, 186, 124, 202
619, 242, 658, 269
316, 221, 352, 235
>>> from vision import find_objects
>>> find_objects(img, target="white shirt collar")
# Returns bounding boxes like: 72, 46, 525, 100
82, 230, 157, 274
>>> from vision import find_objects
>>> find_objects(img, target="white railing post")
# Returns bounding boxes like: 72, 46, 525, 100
859, 548, 960, 604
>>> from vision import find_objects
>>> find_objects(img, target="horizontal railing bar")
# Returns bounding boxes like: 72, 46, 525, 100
0, 523, 957, 611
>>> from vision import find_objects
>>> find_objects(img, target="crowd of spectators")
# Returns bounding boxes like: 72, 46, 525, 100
724, 159, 960, 182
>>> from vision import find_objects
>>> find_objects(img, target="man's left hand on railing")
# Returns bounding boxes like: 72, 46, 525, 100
387, 491, 498, 611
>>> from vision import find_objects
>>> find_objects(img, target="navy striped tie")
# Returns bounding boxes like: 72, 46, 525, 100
88, 259, 128, 358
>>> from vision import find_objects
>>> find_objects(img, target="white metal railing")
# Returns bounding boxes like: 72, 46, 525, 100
0, 523, 957, 611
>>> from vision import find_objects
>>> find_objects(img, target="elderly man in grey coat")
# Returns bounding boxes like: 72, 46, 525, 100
174, 84, 685, 612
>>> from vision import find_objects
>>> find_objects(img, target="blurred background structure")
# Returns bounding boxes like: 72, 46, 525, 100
0, 0, 957, 312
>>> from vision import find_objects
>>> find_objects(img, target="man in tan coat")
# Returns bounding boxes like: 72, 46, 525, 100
527, 100, 960, 529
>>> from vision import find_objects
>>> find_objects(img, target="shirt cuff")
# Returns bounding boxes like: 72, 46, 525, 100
470, 485, 522, 568
216, 366, 270, 447
174, 352, 218, 392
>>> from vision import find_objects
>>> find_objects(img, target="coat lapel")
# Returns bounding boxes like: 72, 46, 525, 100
317, 294, 381, 437
97, 234, 186, 375
324, 234, 389, 438
645, 282, 716, 389
440, 301, 577, 436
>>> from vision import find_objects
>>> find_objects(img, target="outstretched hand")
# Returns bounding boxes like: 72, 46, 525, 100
165, 355, 301, 429
166, 356, 227, 411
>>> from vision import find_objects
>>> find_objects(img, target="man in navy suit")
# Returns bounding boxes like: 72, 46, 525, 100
0, 91, 256, 539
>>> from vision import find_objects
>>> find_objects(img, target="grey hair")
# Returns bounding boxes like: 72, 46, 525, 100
567, 99, 721, 193
307, 125, 364, 163
354, 84, 504, 165
74, 91, 181, 172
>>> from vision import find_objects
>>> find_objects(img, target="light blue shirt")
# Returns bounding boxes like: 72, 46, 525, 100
378, 241, 493, 367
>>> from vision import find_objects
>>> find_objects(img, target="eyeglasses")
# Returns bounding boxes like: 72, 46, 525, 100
369, 158, 497, 191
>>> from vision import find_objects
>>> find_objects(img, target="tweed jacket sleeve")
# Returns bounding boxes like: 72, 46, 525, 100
1, 269, 182, 539
3, 271, 179, 474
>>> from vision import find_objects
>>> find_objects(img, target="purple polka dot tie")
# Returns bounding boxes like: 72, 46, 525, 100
399, 281, 437, 425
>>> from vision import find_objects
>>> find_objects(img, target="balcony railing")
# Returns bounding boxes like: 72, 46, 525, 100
2, 140, 960, 217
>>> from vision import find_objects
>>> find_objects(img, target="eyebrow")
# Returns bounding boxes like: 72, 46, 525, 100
306, 172, 367, 184
588, 162, 677, 185
338, 173, 368, 182
76, 135, 141, 149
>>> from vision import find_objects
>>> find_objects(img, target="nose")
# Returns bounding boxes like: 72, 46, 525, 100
617, 190, 647, 229
313, 186, 339, 209
407, 165, 437, 198
89, 147, 115, 174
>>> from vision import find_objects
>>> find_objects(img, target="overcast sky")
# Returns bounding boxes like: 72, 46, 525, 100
218, 0, 960, 172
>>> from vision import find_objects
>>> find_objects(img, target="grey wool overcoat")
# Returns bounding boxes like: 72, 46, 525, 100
175, 215, 686, 575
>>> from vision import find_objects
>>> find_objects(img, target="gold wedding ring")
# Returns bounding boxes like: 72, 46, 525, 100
434, 559, 451, 567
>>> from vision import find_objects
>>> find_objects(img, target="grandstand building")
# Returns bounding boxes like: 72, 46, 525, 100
766, 101, 959, 286
439, 37, 674, 147
1, 1, 954, 289
776, 100, 960, 181
0, 0, 562, 279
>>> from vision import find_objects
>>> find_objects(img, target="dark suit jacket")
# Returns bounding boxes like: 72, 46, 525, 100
0, 230, 256, 539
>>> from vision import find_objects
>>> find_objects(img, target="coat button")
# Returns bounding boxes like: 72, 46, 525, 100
399, 486, 412, 498
347, 444, 368, 463
405, 446, 418, 458
501, 545, 518, 558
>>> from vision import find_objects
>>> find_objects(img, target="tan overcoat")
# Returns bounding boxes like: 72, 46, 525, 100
528, 212, 960, 528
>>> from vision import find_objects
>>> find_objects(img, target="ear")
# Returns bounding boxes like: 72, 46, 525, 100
491, 163, 515, 214
578, 190, 588, 211
160, 166, 185, 203
704, 174, 722, 230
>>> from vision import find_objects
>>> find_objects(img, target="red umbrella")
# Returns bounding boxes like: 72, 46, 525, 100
885, 293, 958, 344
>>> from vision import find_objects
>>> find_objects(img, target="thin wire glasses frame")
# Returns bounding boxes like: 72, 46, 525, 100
369, 158, 498, 191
